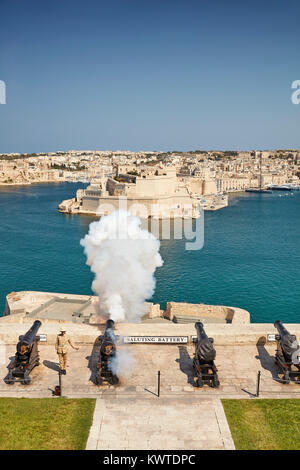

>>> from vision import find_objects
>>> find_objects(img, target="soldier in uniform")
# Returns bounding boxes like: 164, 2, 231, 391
55, 328, 79, 374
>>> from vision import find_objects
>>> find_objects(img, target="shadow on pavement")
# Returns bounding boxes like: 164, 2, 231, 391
87, 336, 102, 384
255, 337, 279, 381
176, 345, 195, 386
43, 360, 60, 373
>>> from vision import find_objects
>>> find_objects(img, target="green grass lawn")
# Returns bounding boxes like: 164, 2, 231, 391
222, 399, 300, 450
0, 398, 96, 450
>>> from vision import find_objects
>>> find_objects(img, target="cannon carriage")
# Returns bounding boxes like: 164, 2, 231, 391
6, 320, 41, 385
95, 319, 119, 386
192, 322, 220, 388
274, 320, 300, 384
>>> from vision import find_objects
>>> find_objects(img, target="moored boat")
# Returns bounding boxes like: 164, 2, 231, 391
245, 188, 272, 193
267, 184, 292, 191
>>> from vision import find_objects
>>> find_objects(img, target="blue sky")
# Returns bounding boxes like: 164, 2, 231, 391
0, 0, 299, 153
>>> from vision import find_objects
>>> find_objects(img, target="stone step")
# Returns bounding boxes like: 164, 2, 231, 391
173, 316, 201, 324
173, 316, 226, 324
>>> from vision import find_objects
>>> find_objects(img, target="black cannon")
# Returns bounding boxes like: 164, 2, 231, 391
6, 320, 41, 385
95, 319, 119, 386
274, 320, 300, 383
192, 322, 220, 388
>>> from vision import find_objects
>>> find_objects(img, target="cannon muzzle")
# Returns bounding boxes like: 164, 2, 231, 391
274, 320, 290, 338
105, 319, 115, 331
195, 322, 209, 342
103, 319, 115, 342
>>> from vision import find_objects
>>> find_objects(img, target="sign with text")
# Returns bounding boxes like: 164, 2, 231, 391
123, 336, 188, 344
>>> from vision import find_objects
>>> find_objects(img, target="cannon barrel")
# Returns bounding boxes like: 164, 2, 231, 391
96, 318, 119, 385
103, 319, 115, 342
195, 322, 209, 342
100, 319, 116, 356
18, 320, 41, 348
274, 320, 299, 365
194, 322, 216, 363
274, 320, 291, 338
105, 319, 115, 332
6, 320, 42, 385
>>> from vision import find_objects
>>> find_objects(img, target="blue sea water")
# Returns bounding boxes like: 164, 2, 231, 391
0, 183, 299, 323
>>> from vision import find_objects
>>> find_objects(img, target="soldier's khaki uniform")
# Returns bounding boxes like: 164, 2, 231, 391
55, 333, 77, 371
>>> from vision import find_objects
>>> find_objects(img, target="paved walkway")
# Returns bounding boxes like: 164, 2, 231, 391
85, 397, 235, 450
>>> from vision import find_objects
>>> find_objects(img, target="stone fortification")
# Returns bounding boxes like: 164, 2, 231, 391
165, 302, 250, 324
0, 290, 296, 348
0, 320, 300, 347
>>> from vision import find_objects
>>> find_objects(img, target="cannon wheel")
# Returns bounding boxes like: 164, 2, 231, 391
95, 375, 102, 386
6, 372, 14, 385
212, 376, 220, 388
22, 378, 31, 385
109, 375, 119, 386
196, 377, 204, 388
283, 371, 290, 384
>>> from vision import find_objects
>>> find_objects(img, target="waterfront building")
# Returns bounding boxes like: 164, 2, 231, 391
72, 166, 200, 218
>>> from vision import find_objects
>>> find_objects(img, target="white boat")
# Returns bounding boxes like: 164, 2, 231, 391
267, 184, 292, 191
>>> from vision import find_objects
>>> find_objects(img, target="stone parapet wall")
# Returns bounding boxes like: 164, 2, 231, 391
0, 321, 299, 346
165, 302, 250, 324
148, 303, 162, 319
2, 291, 162, 324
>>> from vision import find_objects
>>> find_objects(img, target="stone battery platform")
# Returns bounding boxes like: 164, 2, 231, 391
1, 342, 300, 398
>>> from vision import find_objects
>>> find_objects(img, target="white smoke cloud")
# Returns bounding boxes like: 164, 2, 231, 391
80, 210, 163, 323
108, 347, 136, 378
